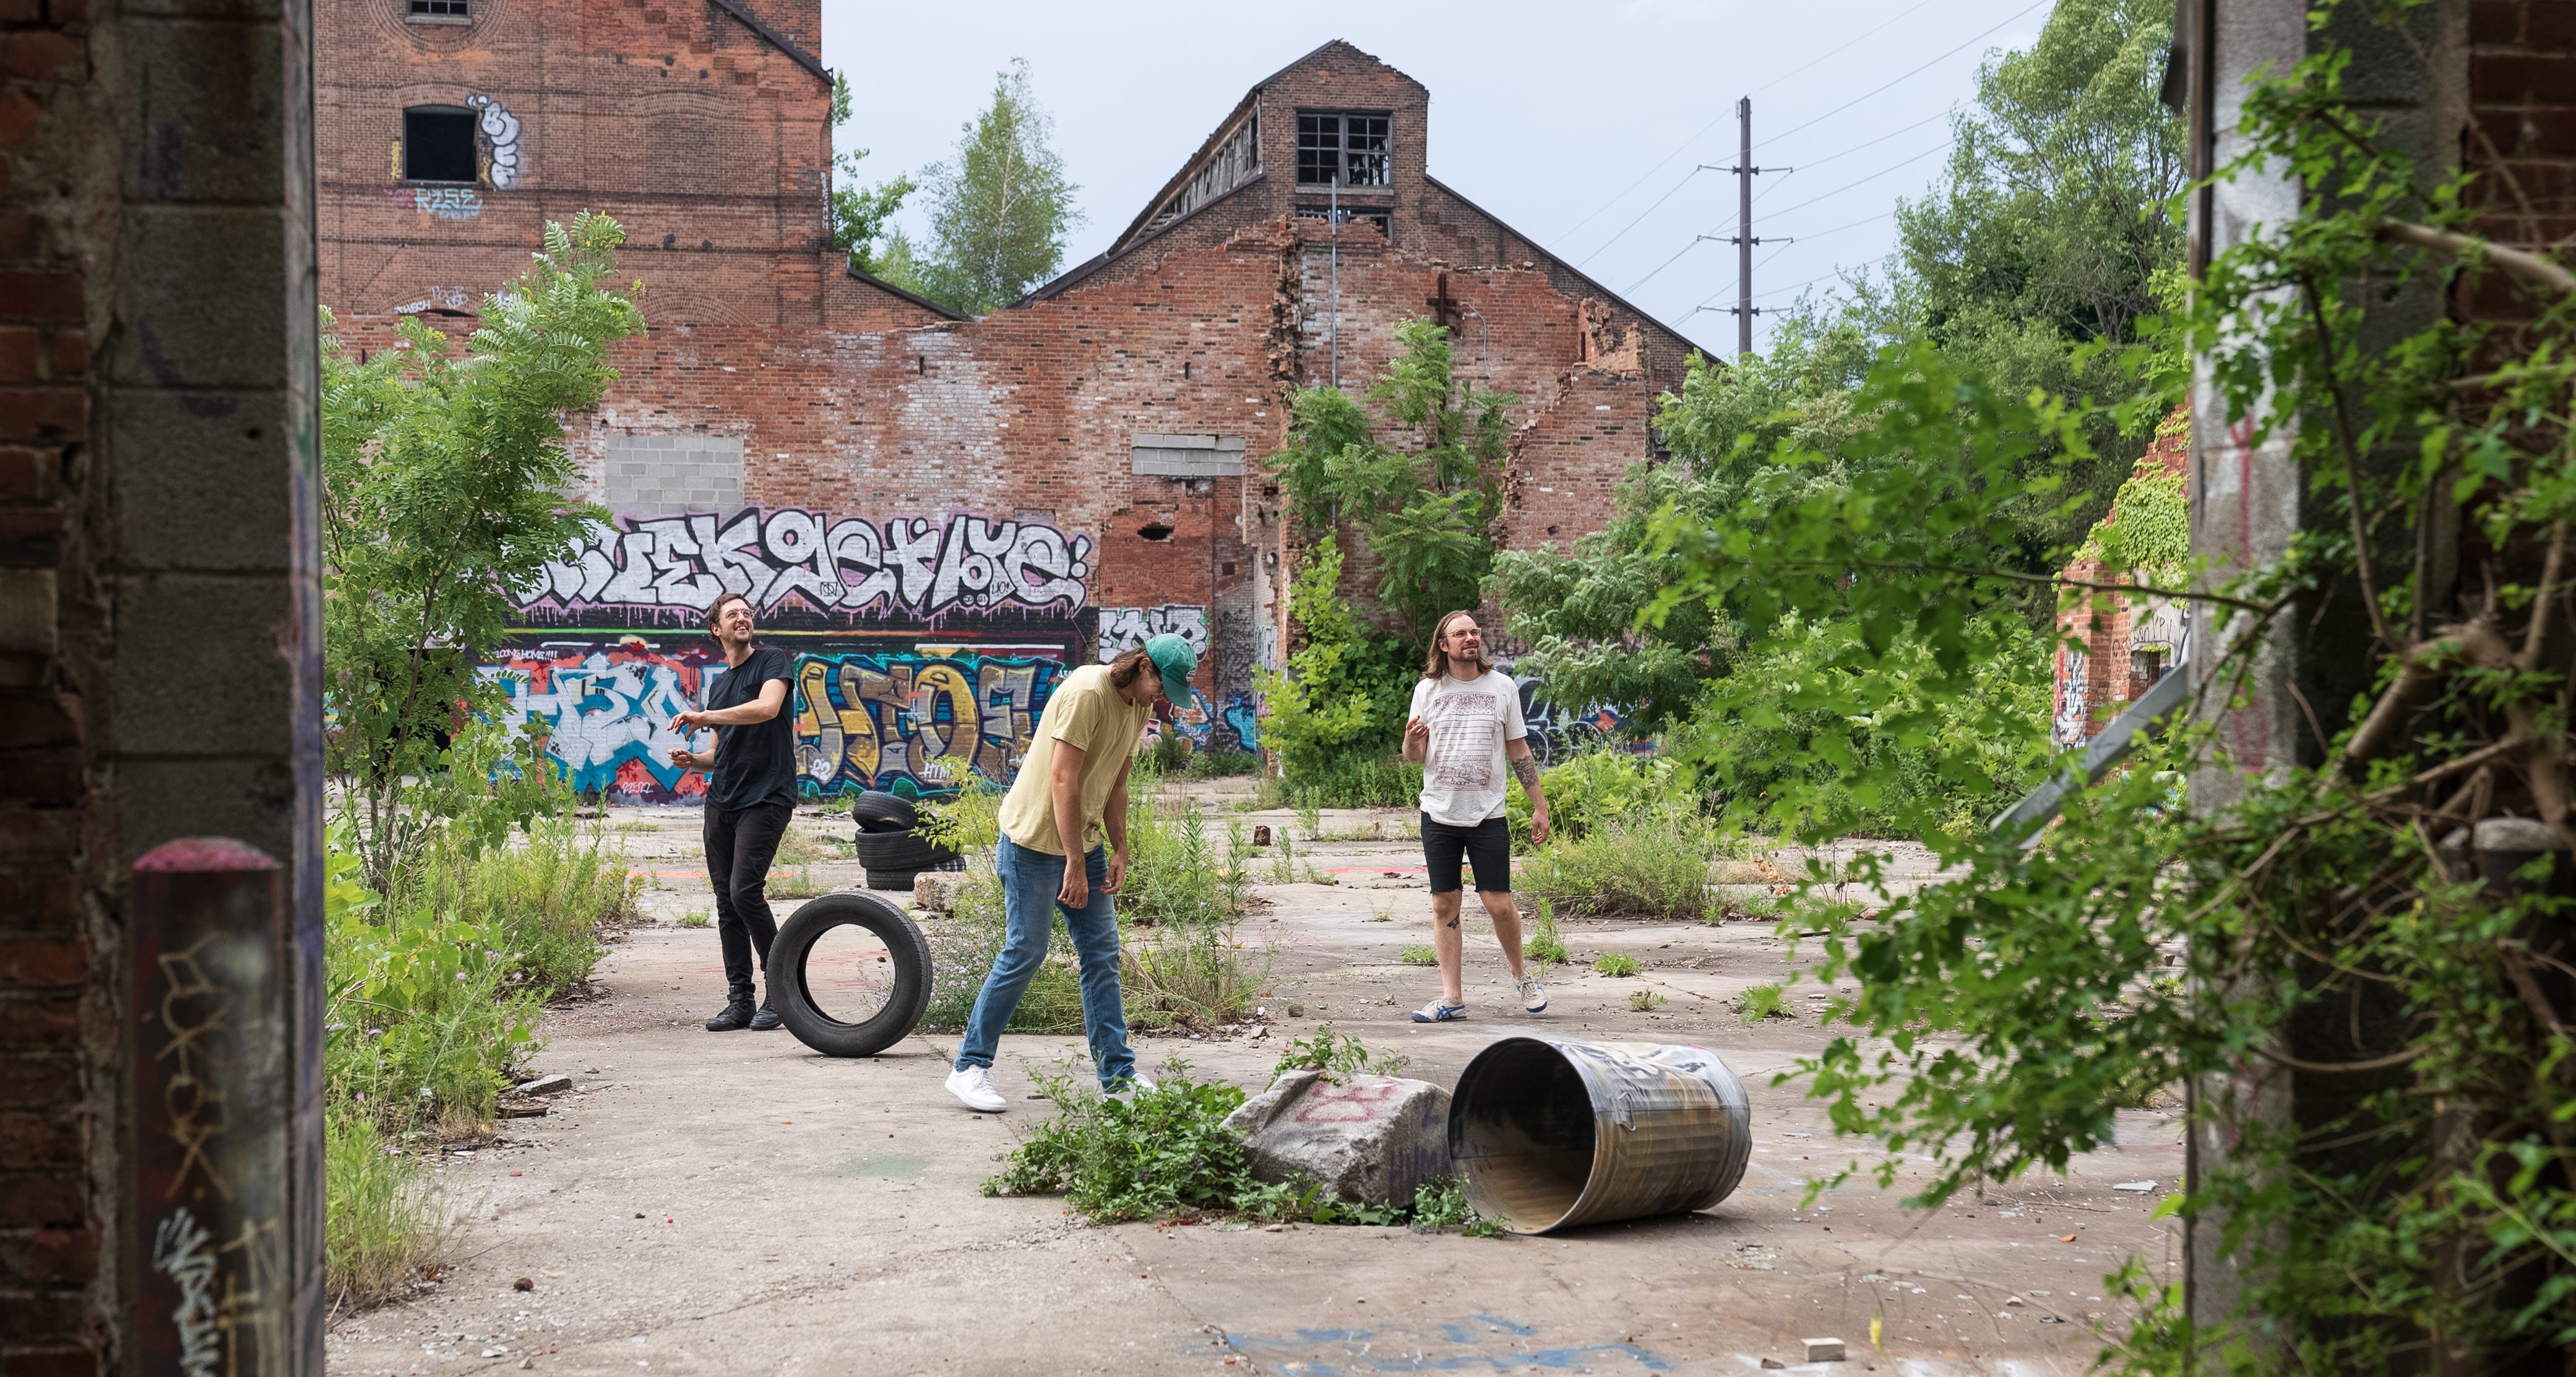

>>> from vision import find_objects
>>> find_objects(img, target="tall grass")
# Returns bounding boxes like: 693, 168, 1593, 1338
324, 1108, 444, 1306
1520, 807, 1718, 922
397, 813, 642, 997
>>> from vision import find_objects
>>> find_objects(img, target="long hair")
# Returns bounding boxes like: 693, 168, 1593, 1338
705, 591, 752, 632
1422, 610, 1493, 680
1107, 646, 1152, 690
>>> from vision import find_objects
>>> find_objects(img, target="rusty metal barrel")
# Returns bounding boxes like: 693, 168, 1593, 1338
1448, 1037, 1752, 1233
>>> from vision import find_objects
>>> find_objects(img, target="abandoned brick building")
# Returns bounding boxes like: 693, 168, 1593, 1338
315, 5, 1694, 799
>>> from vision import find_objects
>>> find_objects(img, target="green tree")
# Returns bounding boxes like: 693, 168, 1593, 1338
884, 59, 1082, 315
1252, 536, 1413, 786
321, 213, 646, 891
1888, 0, 2186, 549
826, 73, 918, 278
1272, 318, 1517, 637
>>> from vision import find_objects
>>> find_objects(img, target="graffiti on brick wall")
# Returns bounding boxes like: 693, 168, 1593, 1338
480, 640, 718, 800
791, 650, 1067, 796
384, 186, 485, 220
2054, 646, 2091, 749
514, 508, 1095, 620
1139, 689, 1261, 755
1097, 604, 1210, 662
1512, 673, 1645, 765
481, 637, 1074, 801
467, 94, 522, 190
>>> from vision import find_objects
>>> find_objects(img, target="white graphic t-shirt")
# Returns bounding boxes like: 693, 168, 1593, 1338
1409, 669, 1529, 826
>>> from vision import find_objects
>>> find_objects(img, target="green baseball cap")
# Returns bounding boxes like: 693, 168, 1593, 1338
1144, 633, 1198, 705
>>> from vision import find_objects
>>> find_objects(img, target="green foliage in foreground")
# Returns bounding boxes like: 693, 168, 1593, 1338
984, 1061, 1499, 1235
323, 1110, 441, 1306
1255, 536, 1415, 792
1642, 8, 2576, 1365
1520, 809, 1719, 924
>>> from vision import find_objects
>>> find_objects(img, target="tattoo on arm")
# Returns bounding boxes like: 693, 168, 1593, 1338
1510, 754, 1541, 789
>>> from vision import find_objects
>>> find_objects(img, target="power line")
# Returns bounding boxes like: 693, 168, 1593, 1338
1575, 169, 1707, 269
1759, 139, 1952, 221
1753, 0, 2044, 153
1550, 0, 1957, 247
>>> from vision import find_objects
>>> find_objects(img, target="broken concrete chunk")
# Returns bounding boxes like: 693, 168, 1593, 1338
1803, 1337, 1846, 1362
1759, 1360, 1786, 1371
911, 871, 965, 913
1221, 1070, 1454, 1207
517, 1074, 572, 1097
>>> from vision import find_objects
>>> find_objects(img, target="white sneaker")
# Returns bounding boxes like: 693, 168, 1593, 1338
1515, 972, 1548, 1013
1107, 1072, 1157, 1098
945, 1065, 1006, 1113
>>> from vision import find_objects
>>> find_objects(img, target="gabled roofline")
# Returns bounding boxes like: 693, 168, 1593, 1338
1422, 173, 1691, 355
1014, 169, 1270, 308
1108, 89, 1260, 254
843, 262, 973, 321
705, 0, 831, 85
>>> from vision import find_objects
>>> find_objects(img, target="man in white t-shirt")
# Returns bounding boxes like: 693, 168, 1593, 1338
1400, 610, 1552, 1022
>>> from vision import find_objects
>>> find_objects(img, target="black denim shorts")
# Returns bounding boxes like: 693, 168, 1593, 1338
1421, 813, 1511, 894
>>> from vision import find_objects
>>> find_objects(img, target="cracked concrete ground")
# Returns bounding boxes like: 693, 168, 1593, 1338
324, 781, 2181, 1376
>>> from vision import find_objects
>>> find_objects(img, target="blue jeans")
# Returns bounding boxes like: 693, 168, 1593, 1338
954, 836, 1137, 1089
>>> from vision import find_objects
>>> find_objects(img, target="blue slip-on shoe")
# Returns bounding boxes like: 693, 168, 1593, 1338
1408, 998, 1467, 1023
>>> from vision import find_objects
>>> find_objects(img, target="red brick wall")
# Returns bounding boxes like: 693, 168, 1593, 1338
2465, 0, 2575, 327
316, 0, 837, 324
0, 0, 104, 1365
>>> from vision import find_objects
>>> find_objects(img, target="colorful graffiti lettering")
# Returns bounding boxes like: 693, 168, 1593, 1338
1097, 604, 1209, 661
514, 508, 1094, 620
382, 186, 485, 220
483, 637, 1073, 801
2053, 646, 2091, 749
1140, 689, 1260, 755
790, 650, 1066, 796
479, 639, 718, 800
1511, 673, 1643, 765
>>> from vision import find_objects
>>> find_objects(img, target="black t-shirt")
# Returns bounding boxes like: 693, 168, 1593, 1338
704, 644, 798, 811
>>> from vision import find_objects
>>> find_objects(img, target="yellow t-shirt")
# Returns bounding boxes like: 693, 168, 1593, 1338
996, 664, 1150, 856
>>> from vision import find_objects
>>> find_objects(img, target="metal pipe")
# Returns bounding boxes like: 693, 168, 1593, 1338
1449, 1037, 1752, 1233
1329, 176, 1340, 388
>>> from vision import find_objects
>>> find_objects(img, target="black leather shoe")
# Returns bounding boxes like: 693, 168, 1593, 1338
747, 1003, 782, 1032
704, 1002, 754, 1032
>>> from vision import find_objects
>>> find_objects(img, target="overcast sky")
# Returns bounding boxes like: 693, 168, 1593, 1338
819, 0, 2050, 356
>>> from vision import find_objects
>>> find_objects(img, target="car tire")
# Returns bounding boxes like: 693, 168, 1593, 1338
850, 830, 957, 872
850, 791, 919, 832
767, 891, 932, 1058
864, 867, 921, 891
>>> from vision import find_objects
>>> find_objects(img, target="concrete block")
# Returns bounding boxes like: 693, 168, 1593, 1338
910, 870, 963, 912
109, 207, 290, 392
1803, 1338, 1846, 1363
1222, 1070, 1453, 1207
113, 757, 298, 873
108, 388, 293, 570
124, 16, 285, 204
111, 572, 296, 756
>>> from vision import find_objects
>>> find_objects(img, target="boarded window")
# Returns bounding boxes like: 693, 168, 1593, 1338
600, 432, 746, 516
1132, 434, 1246, 478
403, 106, 478, 182
1296, 111, 1392, 188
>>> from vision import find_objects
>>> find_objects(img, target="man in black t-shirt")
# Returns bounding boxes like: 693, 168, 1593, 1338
668, 591, 799, 1031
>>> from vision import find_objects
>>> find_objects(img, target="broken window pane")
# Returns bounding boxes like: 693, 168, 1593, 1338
403, 106, 478, 183
1294, 204, 1391, 238
1296, 111, 1392, 188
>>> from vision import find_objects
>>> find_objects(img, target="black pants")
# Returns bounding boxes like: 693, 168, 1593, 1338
705, 801, 791, 1002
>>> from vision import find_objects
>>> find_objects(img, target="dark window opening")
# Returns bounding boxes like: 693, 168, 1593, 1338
407, 0, 470, 17
402, 106, 478, 182
1296, 204, 1391, 238
1137, 521, 1174, 541
1296, 111, 1392, 188
2129, 648, 2169, 697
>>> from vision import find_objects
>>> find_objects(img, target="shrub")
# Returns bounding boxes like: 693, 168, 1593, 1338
1181, 749, 1261, 778
397, 812, 640, 998
984, 1060, 1492, 1232
1525, 898, 1569, 966
1290, 757, 1423, 810
324, 1106, 444, 1306
1521, 809, 1717, 922
1733, 982, 1793, 1023
1270, 1025, 1410, 1083
1593, 951, 1642, 977
1508, 750, 1689, 846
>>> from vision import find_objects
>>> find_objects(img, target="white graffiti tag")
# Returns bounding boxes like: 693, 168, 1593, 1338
152, 1206, 222, 1377
467, 94, 522, 189
1096, 605, 1210, 663
518, 508, 1093, 617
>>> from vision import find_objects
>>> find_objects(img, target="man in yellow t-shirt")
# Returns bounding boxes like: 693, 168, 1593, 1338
944, 632, 1198, 1112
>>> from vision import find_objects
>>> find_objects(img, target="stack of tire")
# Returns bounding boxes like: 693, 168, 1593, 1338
850, 791, 962, 892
